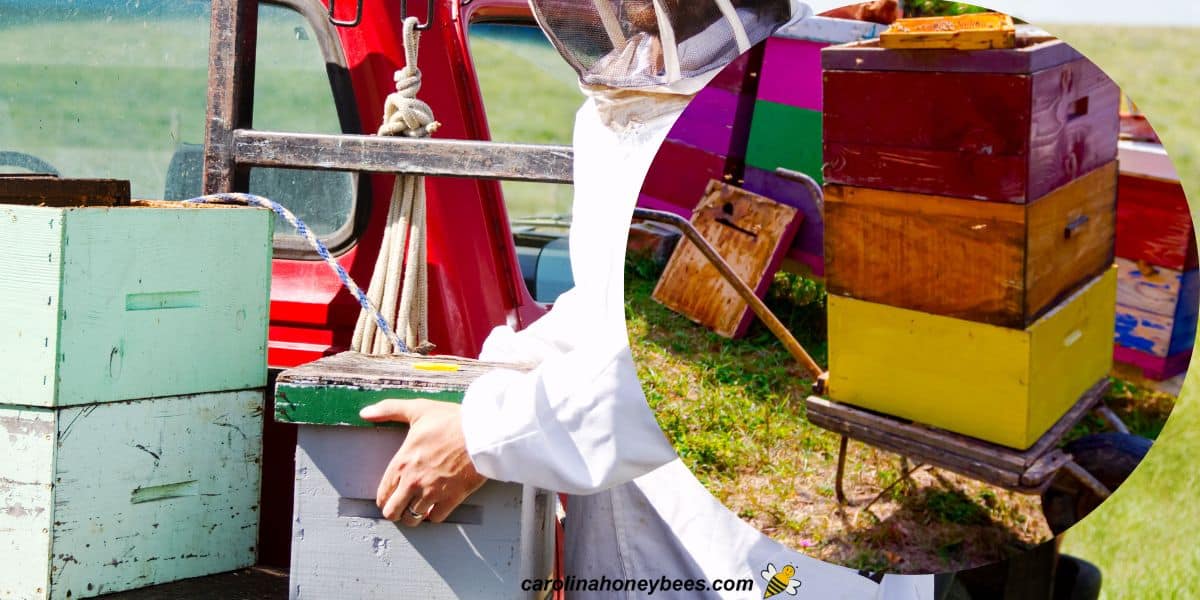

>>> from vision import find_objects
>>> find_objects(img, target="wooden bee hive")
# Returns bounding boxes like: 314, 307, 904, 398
275, 352, 554, 599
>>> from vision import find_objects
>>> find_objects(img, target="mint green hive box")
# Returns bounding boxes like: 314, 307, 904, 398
0, 201, 273, 406
0, 200, 273, 599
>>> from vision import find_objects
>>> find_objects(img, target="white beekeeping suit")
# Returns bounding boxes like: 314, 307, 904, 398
462, 2, 934, 597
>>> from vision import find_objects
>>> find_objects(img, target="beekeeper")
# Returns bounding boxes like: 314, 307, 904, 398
360, 2, 932, 598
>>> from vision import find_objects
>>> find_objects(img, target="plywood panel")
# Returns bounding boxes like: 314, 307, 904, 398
1115, 303, 1198, 358
0, 206, 64, 407
653, 182, 802, 338
828, 269, 1115, 449
821, 38, 1083, 74
641, 141, 732, 214
1115, 258, 1189, 317
290, 426, 555, 599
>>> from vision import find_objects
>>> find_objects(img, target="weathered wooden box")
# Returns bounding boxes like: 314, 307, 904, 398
0, 390, 263, 599
0, 202, 272, 407
290, 426, 554, 600
1115, 172, 1197, 271
1114, 258, 1199, 358
827, 268, 1116, 450
275, 352, 554, 599
822, 37, 1119, 203
825, 162, 1116, 328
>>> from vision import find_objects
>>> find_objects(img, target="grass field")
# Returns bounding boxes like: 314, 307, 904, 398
1041, 25, 1200, 600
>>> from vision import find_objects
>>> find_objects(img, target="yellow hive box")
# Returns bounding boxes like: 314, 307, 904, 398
827, 267, 1116, 450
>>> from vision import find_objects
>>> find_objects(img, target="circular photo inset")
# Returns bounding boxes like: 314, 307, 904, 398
626, 3, 1187, 575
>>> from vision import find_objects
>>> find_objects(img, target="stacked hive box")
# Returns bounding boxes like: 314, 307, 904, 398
1112, 151, 1199, 379
821, 37, 1121, 450
0, 192, 273, 598
740, 16, 887, 276
275, 352, 556, 600
638, 45, 762, 217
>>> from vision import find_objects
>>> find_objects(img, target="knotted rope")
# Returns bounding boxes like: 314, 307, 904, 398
351, 16, 440, 355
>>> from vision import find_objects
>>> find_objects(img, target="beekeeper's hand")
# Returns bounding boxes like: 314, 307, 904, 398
359, 400, 487, 527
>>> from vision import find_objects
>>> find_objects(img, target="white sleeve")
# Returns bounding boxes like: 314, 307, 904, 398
461, 333, 677, 495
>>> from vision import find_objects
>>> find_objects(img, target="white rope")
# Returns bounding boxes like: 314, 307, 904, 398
713, 0, 752, 53
351, 16, 439, 355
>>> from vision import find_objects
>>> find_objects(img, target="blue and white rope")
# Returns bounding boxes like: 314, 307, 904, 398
184, 193, 408, 354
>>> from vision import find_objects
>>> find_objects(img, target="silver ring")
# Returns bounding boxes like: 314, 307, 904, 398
405, 505, 425, 520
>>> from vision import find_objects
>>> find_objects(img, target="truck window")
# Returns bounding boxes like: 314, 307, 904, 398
0, 0, 357, 249
468, 22, 580, 224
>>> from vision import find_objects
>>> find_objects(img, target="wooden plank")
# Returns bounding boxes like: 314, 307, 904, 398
808, 379, 1108, 473
203, 0, 257, 194
828, 269, 1116, 449
824, 182, 1027, 326
745, 101, 823, 181
821, 38, 1083, 74
0, 407, 55, 600
823, 69, 1032, 202
274, 352, 534, 426
50, 206, 272, 407
291, 426, 555, 599
0, 178, 130, 207
1115, 173, 1197, 270
652, 182, 802, 338
1026, 58, 1121, 202
805, 400, 1028, 491
1025, 161, 1118, 321
1115, 257, 1189, 317
233, 130, 574, 184
0, 206, 64, 407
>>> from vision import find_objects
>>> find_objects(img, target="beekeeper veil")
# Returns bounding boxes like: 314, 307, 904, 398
530, 0, 806, 94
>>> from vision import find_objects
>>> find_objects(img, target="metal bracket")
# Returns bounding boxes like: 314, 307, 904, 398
401, 0, 435, 30
327, 0, 363, 27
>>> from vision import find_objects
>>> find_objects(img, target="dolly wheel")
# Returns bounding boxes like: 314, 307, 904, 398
1041, 432, 1152, 535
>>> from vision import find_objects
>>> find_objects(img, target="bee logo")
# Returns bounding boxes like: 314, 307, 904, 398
760, 563, 801, 598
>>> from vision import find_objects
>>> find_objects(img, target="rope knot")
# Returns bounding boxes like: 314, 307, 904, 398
378, 17, 440, 138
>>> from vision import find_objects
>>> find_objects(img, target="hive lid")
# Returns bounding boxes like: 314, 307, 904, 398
275, 351, 533, 426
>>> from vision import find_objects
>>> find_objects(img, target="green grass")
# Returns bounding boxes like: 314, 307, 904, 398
1044, 25, 1200, 600
470, 25, 582, 220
